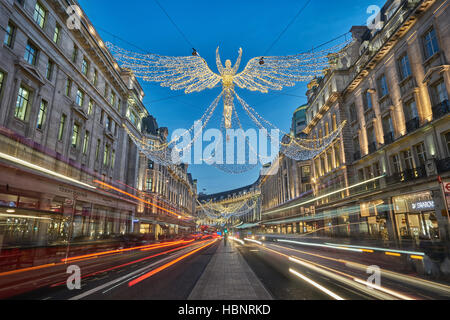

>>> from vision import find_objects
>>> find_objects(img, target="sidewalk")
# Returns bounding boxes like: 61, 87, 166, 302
188, 239, 273, 300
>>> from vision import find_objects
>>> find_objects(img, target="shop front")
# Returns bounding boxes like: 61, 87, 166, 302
392, 191, 440, 242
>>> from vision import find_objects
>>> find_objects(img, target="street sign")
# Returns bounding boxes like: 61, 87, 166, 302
444, 182, 450, 194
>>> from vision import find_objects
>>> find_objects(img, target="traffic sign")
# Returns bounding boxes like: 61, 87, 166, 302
444, 182, 450, 194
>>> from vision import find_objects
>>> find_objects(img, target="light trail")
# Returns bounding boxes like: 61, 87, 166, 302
270, 243, 450, 297
62, 240, 186, 263
94, 180, 190, 219
256, 243, 419, 299
229, 237, 245, 245
244, 238, 262, 245
289, 268, 345, 300
277, 239, 363, 253
324, 242, 425, 257
0, 151, 96, 189
128, 239, 217, 287
51, 240, 204, 288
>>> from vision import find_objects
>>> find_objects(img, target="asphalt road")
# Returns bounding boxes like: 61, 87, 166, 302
236, 240, 450, 300
6, 239, 219, 300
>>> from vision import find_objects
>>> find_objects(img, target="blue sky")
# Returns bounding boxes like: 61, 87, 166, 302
79, 0, 385, 194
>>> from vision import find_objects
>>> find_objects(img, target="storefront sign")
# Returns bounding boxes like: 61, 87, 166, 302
411, 201, 435, 211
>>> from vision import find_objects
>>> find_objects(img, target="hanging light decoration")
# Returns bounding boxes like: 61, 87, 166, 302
108, 41, 350, 172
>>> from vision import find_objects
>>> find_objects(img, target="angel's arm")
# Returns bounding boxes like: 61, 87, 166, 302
232, 48, 243, 74
216, 47, 224, 75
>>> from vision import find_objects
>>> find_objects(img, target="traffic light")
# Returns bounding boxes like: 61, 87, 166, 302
224, 228, 228, 234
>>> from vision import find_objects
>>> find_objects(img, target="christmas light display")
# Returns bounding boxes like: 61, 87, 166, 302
108, 41, 349, 173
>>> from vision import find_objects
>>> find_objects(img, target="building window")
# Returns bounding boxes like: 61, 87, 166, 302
33, 2, 47, 29
36, 100, 47, 130
404, 99, 418, 121
15, 86, 30, 121
103, 144, 110, 166
0, 71, 4, 97
402, 149, 414, 170
148, 160, 154, 170
4, 22, 15, 48
93, 69, 98, 86
414, 143, 427, 167
363, 90, 373, 111
95, 139, 101, 160
423, 28, 439, 60
88, 99, 94, 115
58, 114, 66, 141
398, 54, 411, 80
46, 60, 54, 80
110, 92, 116, 106
53, 24, 61, 44
81, 58, 89, 76
105, 116, 111, 131
72, 45, 78, 63
391, 154, 401, 173
24, 42, 38, 65
76, 89, 84, 107
104, 84, 108, 98
111, 150, 116, 168
65, 78, 72, 96
377, 75, 389, 98
71, 124, 80, 148
146, 178, 153, 191
444, 132, 450, 156
83, 131, 90, 155
430, 80, 448, 106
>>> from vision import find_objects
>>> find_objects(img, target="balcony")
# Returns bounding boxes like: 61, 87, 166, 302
353, 151, 361, 161
379, 96, 393, 113
301, 176, 310, 183
399, 76, 417, 97
384, 132, 394, 145
432, 100, 449, 119
368, 142, 377, 154
405, 117, 420, 134
436, 157, 450, 173
386, 166, 426, 184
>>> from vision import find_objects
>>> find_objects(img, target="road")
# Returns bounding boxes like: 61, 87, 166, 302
2, 239, 219, 300
2, 236, 450, 300
235, 238, 450, 300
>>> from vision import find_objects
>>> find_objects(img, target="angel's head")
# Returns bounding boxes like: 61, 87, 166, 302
225, 60, 232, 68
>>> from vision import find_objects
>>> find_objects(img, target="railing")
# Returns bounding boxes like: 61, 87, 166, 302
386, 166, 426, 184
436, 158, 450, 173
405, 117, 420, 134
384, 132, 394, 145
379, 96, 393, 113
432, 100, 449, 119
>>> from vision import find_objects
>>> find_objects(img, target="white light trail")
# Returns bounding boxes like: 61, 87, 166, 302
0, 151, 96, 190
325, 243, 424, 256
289, 268, 345, 300
244, 238, 262, 245
278, 239, 363, 253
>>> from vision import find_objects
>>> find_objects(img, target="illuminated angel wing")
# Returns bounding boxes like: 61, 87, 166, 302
233, 45, 344, 94
107, 43, 221, 94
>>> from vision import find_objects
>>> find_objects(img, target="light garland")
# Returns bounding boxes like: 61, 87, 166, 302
109, 42, 349, 172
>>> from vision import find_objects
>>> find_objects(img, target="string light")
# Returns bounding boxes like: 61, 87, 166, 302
109, 42, 349, 171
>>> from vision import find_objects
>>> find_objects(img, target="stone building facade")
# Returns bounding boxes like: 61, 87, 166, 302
0, 0, 149, 247
134, 115, 197, 239
260, 0, 450, 250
